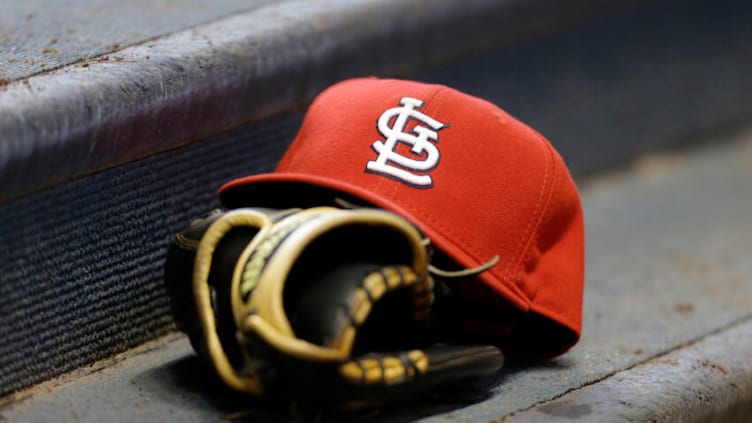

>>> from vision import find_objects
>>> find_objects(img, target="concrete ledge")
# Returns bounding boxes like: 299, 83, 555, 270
508, 318, 752, 422
0, 0, 279, 82
0, 0, 645, 203
5, 318, 752, 422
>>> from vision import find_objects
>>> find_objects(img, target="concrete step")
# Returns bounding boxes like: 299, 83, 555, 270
2, 125, 751, 422
4, 0, 653, 397
2, 0, 752, 418
1, 0, 655, 203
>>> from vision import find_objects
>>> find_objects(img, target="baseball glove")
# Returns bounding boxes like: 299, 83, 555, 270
164, 206, 503, 410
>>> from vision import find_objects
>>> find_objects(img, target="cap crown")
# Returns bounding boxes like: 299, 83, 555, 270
220, 78, 584, 355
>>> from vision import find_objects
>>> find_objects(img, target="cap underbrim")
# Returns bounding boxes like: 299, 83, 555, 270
219, 172, 490, 285
220, 172, 441, 243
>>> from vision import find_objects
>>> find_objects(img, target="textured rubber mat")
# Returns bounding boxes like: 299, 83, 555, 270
0, 114, 301, 396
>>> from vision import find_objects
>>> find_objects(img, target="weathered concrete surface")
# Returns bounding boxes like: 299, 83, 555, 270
3, 124, 751, 422
0, 0, 652, 203
0, 0, 280, 81
507, 319, 752, 422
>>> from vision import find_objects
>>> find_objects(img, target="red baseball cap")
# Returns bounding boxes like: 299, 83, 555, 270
219, 78, 584, 356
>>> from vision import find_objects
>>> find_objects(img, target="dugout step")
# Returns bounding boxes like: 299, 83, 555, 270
2, 0, 752, 420
3, 125, 752, 422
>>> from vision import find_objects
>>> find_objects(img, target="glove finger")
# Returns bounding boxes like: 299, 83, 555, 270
164, 210, 226, 357
164, 208, 289, 373
335, 344, 503, 410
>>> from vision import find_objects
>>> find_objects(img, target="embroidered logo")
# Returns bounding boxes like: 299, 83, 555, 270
366, 97, 447, 188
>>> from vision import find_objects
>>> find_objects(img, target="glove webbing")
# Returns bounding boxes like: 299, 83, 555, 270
191, 207, 431, 395
336, 265, 432, 385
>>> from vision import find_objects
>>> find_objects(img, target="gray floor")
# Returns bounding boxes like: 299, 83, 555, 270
4, 124, 751, 422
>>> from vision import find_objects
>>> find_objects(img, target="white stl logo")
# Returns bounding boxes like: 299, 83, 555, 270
366, 97, 447, 188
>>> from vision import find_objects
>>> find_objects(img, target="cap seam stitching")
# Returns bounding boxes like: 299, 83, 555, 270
527, 142, 562, 305
501, 130, 556, 296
